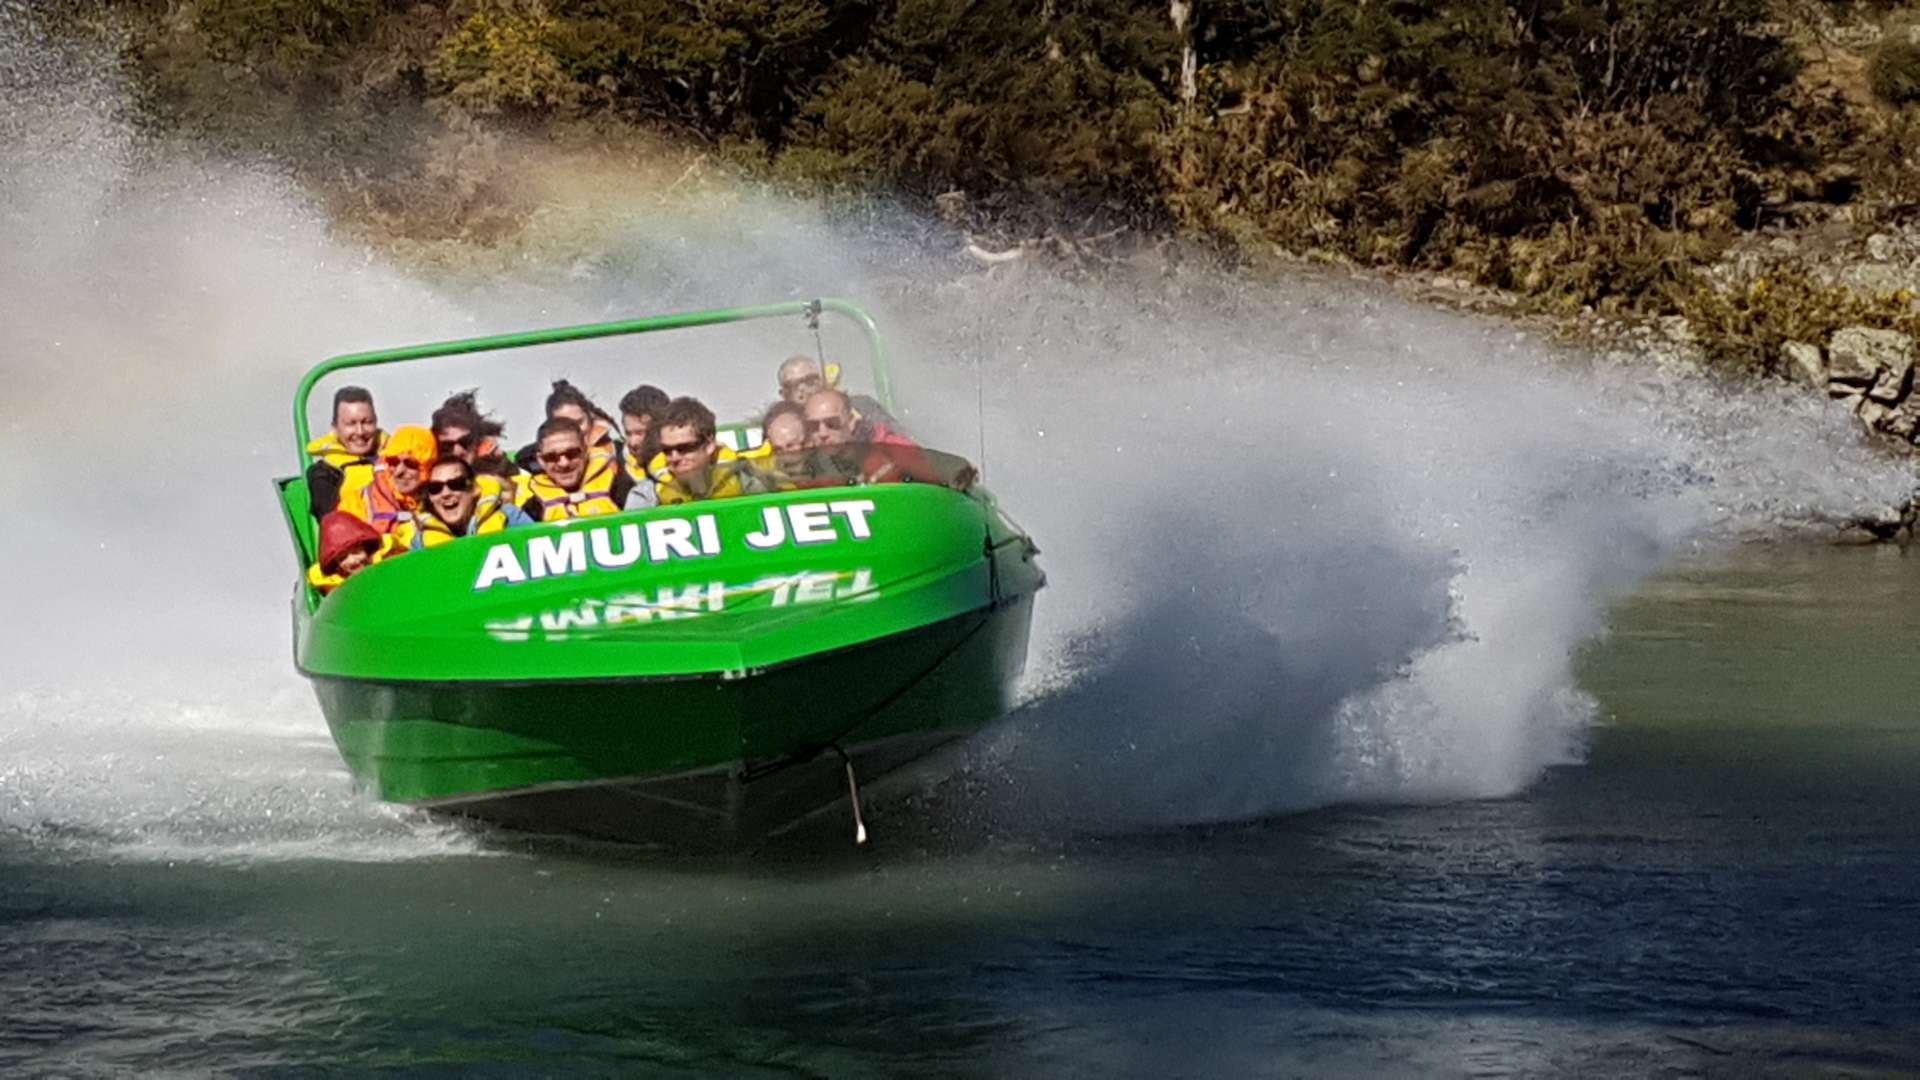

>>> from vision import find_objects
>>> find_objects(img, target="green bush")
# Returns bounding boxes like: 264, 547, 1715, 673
1679, 271, 1920, 375
428, 5, 582, 115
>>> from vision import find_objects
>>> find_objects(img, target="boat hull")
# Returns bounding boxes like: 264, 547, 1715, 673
312, 594, 1033, 844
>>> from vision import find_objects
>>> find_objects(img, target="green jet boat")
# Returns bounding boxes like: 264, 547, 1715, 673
274, 299, 1044, 846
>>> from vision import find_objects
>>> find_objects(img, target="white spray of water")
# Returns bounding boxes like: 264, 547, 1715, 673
0, 9, 1909, 855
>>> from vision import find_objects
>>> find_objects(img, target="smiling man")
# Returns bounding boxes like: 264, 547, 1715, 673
337, 425, 437, 534
520, 418, 632, 521
647, 396, 766, 504
305, 386, 388, 517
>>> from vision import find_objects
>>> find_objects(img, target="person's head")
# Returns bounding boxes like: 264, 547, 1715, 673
619, 384, 670, 452
432, 390, 503, 463
762, 401, 808, 466
658, 396, 718, 483
382, 426, 438, 498
778, 355, 826, 404
317, 511, 381, 579
331, 386, 379, 456
802, 389, 855, 447
535, 417, 588, 491
423, 458, 478, 531
545, 379, 603, 440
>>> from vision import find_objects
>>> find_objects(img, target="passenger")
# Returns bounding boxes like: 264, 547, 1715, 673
395, 459, 531, 549
648, 396, 766, 504
305, 386, 388, 518
754, 401, 830, 490
432, 390, 522, 505
618, 383, 670, 510
520, 417, 633, 521
777, 354, 828, 405
339, 425, 436, 534
432, 390, 517, 477
778, 353, 902, 431
552, 379, 621, 462
803, 389, 948, 486
307, 510, 397, 595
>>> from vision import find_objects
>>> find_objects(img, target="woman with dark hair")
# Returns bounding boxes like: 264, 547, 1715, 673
518, 379, 621, 474
431, 390, 514, 476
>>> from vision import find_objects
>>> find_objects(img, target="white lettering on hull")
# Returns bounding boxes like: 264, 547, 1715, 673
471, 501, 884, 591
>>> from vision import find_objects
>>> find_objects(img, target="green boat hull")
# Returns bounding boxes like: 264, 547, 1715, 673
313, 596, 1032, 844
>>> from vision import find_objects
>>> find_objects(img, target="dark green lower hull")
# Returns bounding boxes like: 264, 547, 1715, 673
312, 595, 1033, 844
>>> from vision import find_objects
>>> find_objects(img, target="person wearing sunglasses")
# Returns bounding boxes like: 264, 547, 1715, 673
802, 390, 951, 487
433, 390, 525, 507
338, 425, 437, 534
519, 417, 634, 522
776, 355, 829, 405
647, 396, 767, 505
305, 385, 389, 518
393, 459, 531, 550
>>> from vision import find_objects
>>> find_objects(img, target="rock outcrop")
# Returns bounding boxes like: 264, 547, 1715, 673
1787, 326, 1920, 447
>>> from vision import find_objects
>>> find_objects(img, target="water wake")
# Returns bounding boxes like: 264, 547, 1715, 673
1, 8, 1909, 855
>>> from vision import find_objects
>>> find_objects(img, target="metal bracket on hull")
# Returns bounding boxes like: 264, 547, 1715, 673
832, 744, 870, 846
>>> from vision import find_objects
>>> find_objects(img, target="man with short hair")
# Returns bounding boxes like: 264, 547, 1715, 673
802, 389, 948, 486
753, 401, 828, 490
395, 458, 530, 549
618, 384, 670, 509
520, 417, 632, 521
305, 386, 388, 517
777, 355, 827, 405
648, 396, 765, 504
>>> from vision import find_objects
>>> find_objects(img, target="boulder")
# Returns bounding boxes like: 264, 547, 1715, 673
1882, 400, 1920, 441
1781, 341, 1825, 385
1826, 326, 1914, 385
1856, 398, 1894, 428
1870, 361, 1915, 403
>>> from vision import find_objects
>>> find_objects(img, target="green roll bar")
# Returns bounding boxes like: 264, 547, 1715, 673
291, 298, 892, 467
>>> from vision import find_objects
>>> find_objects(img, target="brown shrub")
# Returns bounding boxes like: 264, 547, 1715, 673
1869, 23, 1920, 104
1680, 269, 1920, 374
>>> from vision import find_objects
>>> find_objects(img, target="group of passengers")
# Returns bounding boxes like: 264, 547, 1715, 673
305, 356, 956, 592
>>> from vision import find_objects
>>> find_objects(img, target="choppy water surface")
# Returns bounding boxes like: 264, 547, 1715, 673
5, 544, 1917, 1077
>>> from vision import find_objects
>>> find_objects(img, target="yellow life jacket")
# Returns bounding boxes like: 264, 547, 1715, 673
394, 495, 515, 550
306, 534, 400, 594
305, 429, 390, 469
622, 444, 652, 485
306, 430, 390, 514
647, 445, 755, 504
525, 456, 623, 520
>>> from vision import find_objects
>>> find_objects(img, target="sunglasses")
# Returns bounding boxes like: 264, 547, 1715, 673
782, 374, 823, 391
437, 435, 476, 454
660, 439, 707, 457
423, 477, 473, 496
805, 416, 848, 432
538, 447, 583, 465
384, 456, 424, 470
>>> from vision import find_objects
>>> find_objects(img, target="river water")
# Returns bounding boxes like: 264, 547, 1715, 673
4, 544, 1918, 1076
